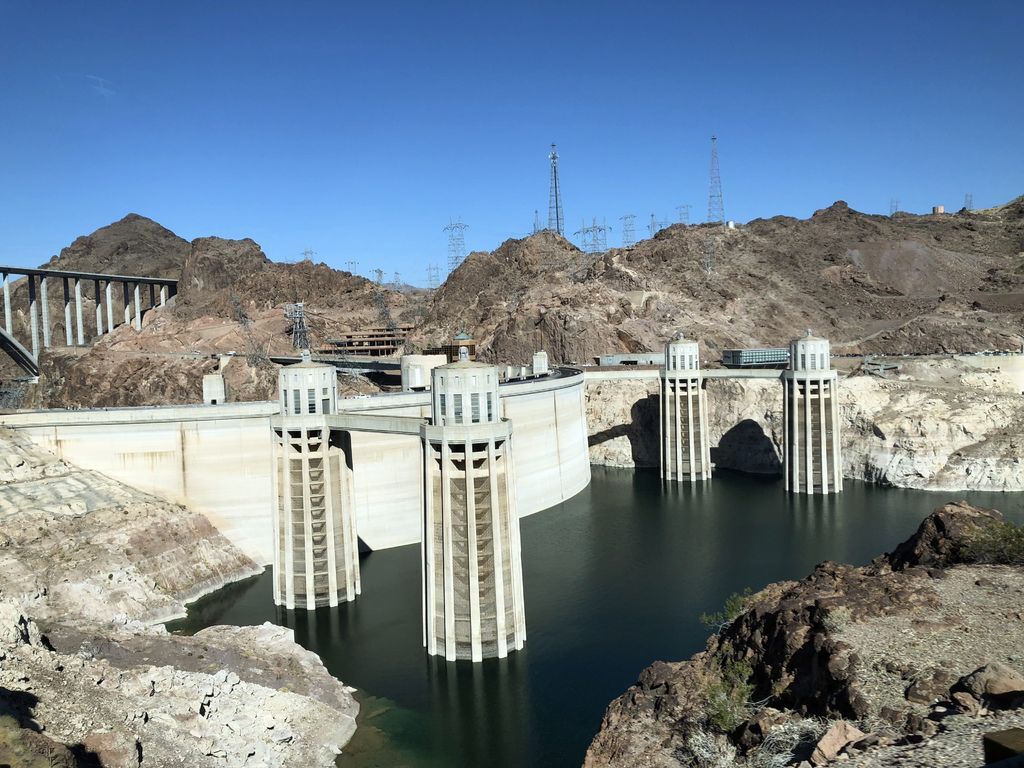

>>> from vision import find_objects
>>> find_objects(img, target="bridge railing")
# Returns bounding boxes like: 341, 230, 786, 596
0, 266, 178, 375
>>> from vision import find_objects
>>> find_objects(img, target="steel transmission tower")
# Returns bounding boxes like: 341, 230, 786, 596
532, 209, 544, 235
443, 218, 469, 273
344, 260, 359, 274
548, 143, 564, 235
574, 218, 611, 254
677, 204, 691, 224
648, 214, 670, 236
702, 238, 715, 277
284, 303, 310, 350
620, 214, 637, 247
964, 193, 974, 211
890, 198, 900, 216
707, 135, 725, 224
426, 264, 440, 290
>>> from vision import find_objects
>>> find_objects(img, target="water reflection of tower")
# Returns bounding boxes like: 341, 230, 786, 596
420, 350, 527, 661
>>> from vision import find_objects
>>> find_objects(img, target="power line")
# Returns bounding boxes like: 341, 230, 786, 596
548, 143, 564, 235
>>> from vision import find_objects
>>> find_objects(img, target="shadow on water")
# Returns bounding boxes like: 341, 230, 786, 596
168, 470, 1024, 768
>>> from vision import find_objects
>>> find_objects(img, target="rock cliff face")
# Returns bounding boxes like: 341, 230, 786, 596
420, 197, 1024, 364
0, 428, 359, 765
584, 502, 1024, 768
584, 359, 1024, 491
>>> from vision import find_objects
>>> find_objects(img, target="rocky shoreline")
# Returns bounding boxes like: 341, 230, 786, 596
0, 428, 358, 766
583, 502, 1024, 767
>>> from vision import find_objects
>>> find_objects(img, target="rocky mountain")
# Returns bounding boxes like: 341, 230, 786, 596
39, 213, 189, 279
584, 502, 1024, 767
417, 197, 1024, 364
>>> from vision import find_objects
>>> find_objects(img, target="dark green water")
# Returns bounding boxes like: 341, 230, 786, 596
169, 469, 1024, 768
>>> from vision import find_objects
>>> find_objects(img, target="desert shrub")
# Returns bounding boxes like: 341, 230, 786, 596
705, 657, 755, 733
747, 718, 826, 768
686, 728, 738, 768
961, 520, 1024, 565
700, 587, 753, 630
819, 605, 852, 634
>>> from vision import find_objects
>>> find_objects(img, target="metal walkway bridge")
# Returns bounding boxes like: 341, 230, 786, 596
0, 266, 178, 376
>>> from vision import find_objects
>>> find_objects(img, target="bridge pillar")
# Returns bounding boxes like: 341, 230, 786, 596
105, 281, 114, 333
122, 282, 131, 328
93, 280, 103, 336
27, 276, 39, 360
62, 279, 73, 346
73, 279, 85, 345
660, 333, 711, 482
159, 285, 167, 307
3, 273, 12, 335
272, 353, 360, 610
39, 277, 51, 349
133, 282, 142, 331
783, 331, 842, 494
421, 358, 526, 662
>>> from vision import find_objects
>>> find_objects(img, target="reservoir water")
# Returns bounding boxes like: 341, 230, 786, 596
169, 469, 1024, 767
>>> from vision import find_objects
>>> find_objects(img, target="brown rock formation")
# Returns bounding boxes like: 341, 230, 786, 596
584, 503, 1024, 767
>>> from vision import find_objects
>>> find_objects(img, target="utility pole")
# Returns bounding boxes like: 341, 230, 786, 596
443, 218, 469, 274
548, 143, 564, 235
707, 135, 724, 225
620, 213, 636, 247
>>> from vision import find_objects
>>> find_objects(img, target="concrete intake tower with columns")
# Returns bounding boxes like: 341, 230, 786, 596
659, 333, 711, 482
783, 331, 842, 495
273, 352, 361, 610
421, 355, 527, 662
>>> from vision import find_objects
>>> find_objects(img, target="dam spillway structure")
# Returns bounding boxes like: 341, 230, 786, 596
420, 354, 527, 662
272, 352, 360, 609
660, 333, 711, 482
783, 330, 842, 494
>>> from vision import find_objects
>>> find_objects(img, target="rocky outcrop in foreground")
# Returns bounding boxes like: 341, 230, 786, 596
584, 502, 1024, 767
0, 428, 359, 766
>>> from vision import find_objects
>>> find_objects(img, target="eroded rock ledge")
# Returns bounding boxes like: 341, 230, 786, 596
584, 502, 1024, 768
0, 428, 358, 766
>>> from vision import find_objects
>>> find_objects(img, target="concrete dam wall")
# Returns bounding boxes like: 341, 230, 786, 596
0, 369, 591, 563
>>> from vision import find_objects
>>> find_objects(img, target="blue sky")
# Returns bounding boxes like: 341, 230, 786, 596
1, 1, 1022, 283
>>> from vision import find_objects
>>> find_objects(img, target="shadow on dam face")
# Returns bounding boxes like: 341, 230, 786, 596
711, 418, 782, 476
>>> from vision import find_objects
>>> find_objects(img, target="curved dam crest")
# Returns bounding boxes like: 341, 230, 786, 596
0, 368, 592, 562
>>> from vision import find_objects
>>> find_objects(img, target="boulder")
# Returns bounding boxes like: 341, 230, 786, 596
887, 502, 1004, 570
810, 720, 866, 765
954, 663, 1024, 707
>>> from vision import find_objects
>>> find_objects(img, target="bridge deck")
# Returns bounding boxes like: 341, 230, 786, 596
0, 266, 178, 286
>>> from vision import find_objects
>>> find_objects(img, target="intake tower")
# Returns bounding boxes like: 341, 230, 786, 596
273, 352, 360, 609
783, 331, 842, 494
420, 354, 526, 661
660, 333, 711, 482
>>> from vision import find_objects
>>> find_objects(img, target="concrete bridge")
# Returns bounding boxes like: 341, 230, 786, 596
0, 266, 178, 376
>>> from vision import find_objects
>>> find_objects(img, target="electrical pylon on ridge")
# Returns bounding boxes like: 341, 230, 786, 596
707, 135, 724, 225
443, 218, 469, 273
547, 144, 564, 235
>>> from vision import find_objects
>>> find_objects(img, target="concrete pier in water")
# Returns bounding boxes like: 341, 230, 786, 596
273, 353, 360, 610
421, 357, 526, 662
659, 333, 711, 482
783, 331, 842, 495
